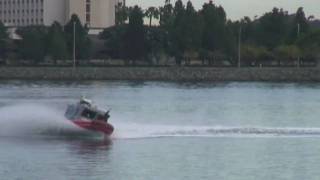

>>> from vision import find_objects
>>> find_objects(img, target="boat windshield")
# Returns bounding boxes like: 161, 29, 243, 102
65, 105, 77, 120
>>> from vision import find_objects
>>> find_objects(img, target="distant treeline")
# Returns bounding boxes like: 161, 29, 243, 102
0, 14, 91, 66
0, 0, 320, 67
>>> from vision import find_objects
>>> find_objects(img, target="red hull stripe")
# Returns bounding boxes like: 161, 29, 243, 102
72, 120, 114, 135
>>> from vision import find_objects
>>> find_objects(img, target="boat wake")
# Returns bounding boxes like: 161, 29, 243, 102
1, 104, 320, 140
113, 123, 320, 139
0, 104, 99, 138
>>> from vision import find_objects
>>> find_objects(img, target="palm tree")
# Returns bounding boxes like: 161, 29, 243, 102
145, 7, 160, 27
115, 2, 129, 25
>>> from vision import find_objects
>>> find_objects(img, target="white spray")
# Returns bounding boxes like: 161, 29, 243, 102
0, 104, 86, 137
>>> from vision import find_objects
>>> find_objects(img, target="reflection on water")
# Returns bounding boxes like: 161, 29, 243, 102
66, 138, 113, 156
62, 138, 113, 179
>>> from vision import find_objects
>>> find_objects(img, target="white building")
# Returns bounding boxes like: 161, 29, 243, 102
0, 0, 120, 28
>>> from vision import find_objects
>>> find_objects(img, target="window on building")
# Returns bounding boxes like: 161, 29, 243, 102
86, 14, 90, 23
86, 4, 90, 13
85, 0, 91, 25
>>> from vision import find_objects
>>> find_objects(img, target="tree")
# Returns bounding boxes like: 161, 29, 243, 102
159, 0, 174, 29
47, 22, 68, 64
255, 8, 290, 49
297, 30, 320, 62
241, 45, 272, 66
295, 7, 310, 34
145, 7, 160, 27
237, 17, 256, 44
0, 21, 8, 60
115, 2, 129, 26
158, 0, 176, 57
184, 1, 203, 52
274, 45, 301, 65
288, 7, 310, 43
200, 1, 228, 53
98, 2, 320, 67
297, 30, 320, 47
100, 25, 128, 59
145, 26, 167, 65
16, 26, 48, 64
224, 20, 238, 59
124, 5, 146, 63
170, 0, 186, 63
301, 43, 320, 63
64, 14, 91, 62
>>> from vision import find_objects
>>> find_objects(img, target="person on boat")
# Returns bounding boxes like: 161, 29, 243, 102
105, 111, 110, 121
94, 111, 110, 122
80, 97, 92, 107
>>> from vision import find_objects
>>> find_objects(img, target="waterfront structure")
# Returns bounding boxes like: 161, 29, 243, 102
0, 0, 120, 28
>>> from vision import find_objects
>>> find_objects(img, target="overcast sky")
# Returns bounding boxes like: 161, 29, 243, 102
127, 0, 320, 20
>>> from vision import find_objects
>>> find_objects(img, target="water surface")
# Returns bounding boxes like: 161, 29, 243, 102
0, 81, 320, 180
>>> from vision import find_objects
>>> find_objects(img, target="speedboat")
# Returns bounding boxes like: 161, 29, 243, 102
65, 98, 114, 136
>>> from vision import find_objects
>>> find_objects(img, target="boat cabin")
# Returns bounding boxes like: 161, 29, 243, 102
65, 99, 110, 122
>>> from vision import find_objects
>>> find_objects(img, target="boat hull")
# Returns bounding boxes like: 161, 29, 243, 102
72, 120, 114, 136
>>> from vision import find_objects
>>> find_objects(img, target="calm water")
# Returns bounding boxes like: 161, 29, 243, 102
1, 81, 320, 180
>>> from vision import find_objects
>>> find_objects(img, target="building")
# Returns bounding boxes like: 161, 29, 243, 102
0, 0, 120, 28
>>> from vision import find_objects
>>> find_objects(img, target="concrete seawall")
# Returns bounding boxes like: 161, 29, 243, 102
1, 67, 320, 82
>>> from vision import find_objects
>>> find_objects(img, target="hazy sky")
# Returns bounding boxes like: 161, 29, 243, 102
127, 0, 320, 20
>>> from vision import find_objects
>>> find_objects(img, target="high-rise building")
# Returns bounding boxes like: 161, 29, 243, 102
0, 0, 119, 28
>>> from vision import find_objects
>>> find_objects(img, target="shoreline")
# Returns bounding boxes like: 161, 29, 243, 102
1, 67, 320, 82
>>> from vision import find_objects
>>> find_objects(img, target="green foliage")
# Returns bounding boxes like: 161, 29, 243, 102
0, 21, 8, 59
2, 0, 318, 66
297, 29, 320, 47
255, 8, 290, 49
170, 0, 186, 58
201, 0, 228, 52
99, 1, 320, 66
301, 44, 320, 61
11, 17, 91, 65
145, 7, 160, 27
184, 1, 203, 52
0, 22, 7, 40
297, 30, 320, 61
16, 26, 48, 64
274, 45, 301, 60
64, 14, 91, 60
159, 0, 174, 29
234, 17, 256, 44
115, 2, 129, 26
100, 25, 128, 59
47, 22, 68, 63
288, 7, 310, 43
242, 45, 273, 65
125, 6, 146, 62
165, 0, 204, 63
145, 26, 167, 57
